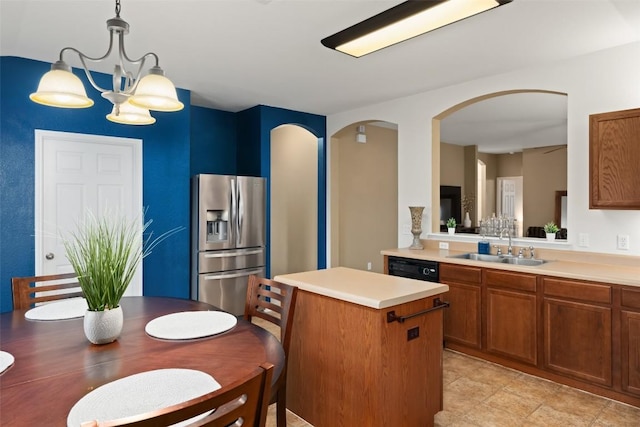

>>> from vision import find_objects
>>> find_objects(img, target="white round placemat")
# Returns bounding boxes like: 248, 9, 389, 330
67, 368, 221, 427
145, 311, 238, 340
0, 351, 15, 374
25, 297, 88, 321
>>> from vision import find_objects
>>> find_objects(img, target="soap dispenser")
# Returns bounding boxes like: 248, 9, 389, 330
478, 234, 490, 255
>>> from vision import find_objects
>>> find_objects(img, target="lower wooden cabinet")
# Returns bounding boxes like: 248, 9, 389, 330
486, 288, 537, 364
542, 277, 612, 387
543, 297, 612, 386
486, 269, 537, 365
440, 264, 481, 348
435, 261, 639, 406
621, 287, 640, 397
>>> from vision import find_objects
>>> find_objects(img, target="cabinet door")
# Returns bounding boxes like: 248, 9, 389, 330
487, 288, 537, 365
543, 297, 612, 386
621, 310, 640, 396
589, 107, 640, 209
443, 282, 481, 348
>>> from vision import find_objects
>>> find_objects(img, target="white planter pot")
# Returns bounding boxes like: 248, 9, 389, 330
546, 232, 556, 241
448, 228, 455, 235
84, 306, 123, 345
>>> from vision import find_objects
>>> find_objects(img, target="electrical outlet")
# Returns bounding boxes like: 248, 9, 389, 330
617, 234, 630, 250
402, 224, 411, 235
367, 262, 372, 271
439, 242, 449, 250
407, 326, 419, 341
578, 233, 589, 247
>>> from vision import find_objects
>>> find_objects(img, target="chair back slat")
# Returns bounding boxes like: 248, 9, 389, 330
244, 275, 297, 427
244, 275, 298, 353
12, 272, 80, 310
80, 362, 274, 427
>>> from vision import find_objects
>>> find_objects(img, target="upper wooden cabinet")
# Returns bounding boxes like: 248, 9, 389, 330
589, 107, 640, 209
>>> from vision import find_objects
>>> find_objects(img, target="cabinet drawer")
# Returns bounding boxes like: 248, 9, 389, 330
486, 269, 537, 293
543, 277, 611, 304
440, 263, 481, 284
622, 287, 640, 310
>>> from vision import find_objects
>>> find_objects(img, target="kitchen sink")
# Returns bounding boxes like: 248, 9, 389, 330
502, 257, 548, 266
448, 252, 549, 266
449, 253, 504, 262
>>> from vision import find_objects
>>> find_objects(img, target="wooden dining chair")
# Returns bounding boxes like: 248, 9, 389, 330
244, 275, 298, 427
11, 272, 81, 310
80, 362, 274, 427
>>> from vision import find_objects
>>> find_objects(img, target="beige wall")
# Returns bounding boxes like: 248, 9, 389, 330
440, 142, 464, 187
497, 152, 523, 177
270, 125, 318, 277
523, 145, 567, 231
331, 123, 397, 273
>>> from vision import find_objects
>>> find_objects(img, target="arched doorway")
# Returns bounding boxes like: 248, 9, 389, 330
329, 121, 398, 273
270, 124, 318, 277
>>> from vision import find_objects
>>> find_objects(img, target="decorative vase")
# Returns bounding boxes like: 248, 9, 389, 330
546, 232, 556, 241
84, 306, 123, 345
463, 212, 471, 228
408, 206, 424, 250
448, 228, 455, 235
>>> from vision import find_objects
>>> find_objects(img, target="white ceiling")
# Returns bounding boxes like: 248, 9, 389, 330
2, 0, 640, 148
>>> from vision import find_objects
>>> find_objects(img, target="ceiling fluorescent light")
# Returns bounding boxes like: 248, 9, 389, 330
322, 0, 512, 58
30, 0, 183, 124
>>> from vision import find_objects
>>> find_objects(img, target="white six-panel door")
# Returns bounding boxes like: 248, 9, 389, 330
35, 130, 143, 296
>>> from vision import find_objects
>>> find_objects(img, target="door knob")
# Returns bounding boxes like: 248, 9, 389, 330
45, 253, 55, 260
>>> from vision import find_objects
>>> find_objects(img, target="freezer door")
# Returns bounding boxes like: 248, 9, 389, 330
197, 267, 265, 316
236, 176, 265, 249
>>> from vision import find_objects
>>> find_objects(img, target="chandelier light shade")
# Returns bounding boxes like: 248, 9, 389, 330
29, 0, 182, 125
106, 100, 156, 125
129, 66, 184, 112
29, 62, 94, 108
321, 0, 513, 58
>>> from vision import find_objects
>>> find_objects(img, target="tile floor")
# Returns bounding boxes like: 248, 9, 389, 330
254, 318, 640, 426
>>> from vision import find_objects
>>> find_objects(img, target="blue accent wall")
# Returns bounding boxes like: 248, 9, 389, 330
0, 57, 327, 313
190, 106, 238, 176
0, 56, 191, 311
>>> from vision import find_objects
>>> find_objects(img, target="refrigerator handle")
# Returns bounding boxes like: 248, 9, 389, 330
231, 177, 237, 244
203, 268, 264, 280
236, 181, 243, 247
203, 249, 263, 258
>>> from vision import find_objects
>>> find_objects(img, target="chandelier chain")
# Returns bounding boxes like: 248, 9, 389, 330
115, 0, 121, 18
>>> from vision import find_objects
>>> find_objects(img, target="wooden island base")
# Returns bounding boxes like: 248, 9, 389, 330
286, 290, 445, 426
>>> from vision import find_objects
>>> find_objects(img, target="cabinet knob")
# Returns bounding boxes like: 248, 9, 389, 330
45, 253, 55, 260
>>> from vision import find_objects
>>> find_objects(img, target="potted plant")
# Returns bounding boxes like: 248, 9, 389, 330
63, 211, 180, 344
446, 217, 456, 235
544, 221, 559, 241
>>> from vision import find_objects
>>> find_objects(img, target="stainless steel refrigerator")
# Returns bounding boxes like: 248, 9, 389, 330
191, 174, 266, 315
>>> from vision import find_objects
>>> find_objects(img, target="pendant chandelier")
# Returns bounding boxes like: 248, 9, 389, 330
29, 0, 183, 125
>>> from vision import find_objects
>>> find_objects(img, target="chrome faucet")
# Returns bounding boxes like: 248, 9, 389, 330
499, 227, 513, 256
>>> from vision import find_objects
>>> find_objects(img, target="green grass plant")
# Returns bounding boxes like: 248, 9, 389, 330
63, 211, 181, 311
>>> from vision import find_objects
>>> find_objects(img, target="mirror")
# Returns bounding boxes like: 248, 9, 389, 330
436, 91, 568, 238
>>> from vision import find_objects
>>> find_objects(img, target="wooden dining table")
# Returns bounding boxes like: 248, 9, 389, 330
0, 296, 285, 426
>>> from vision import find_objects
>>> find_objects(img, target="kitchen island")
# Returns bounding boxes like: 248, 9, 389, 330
275, 267, 449, 427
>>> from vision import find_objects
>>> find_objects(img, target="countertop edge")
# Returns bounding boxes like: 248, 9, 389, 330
381, 248, 640, 287
275, 269, 449, 309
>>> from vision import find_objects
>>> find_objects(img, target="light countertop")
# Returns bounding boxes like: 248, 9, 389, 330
381, 247, 640, 287
274, 267, 449, 309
